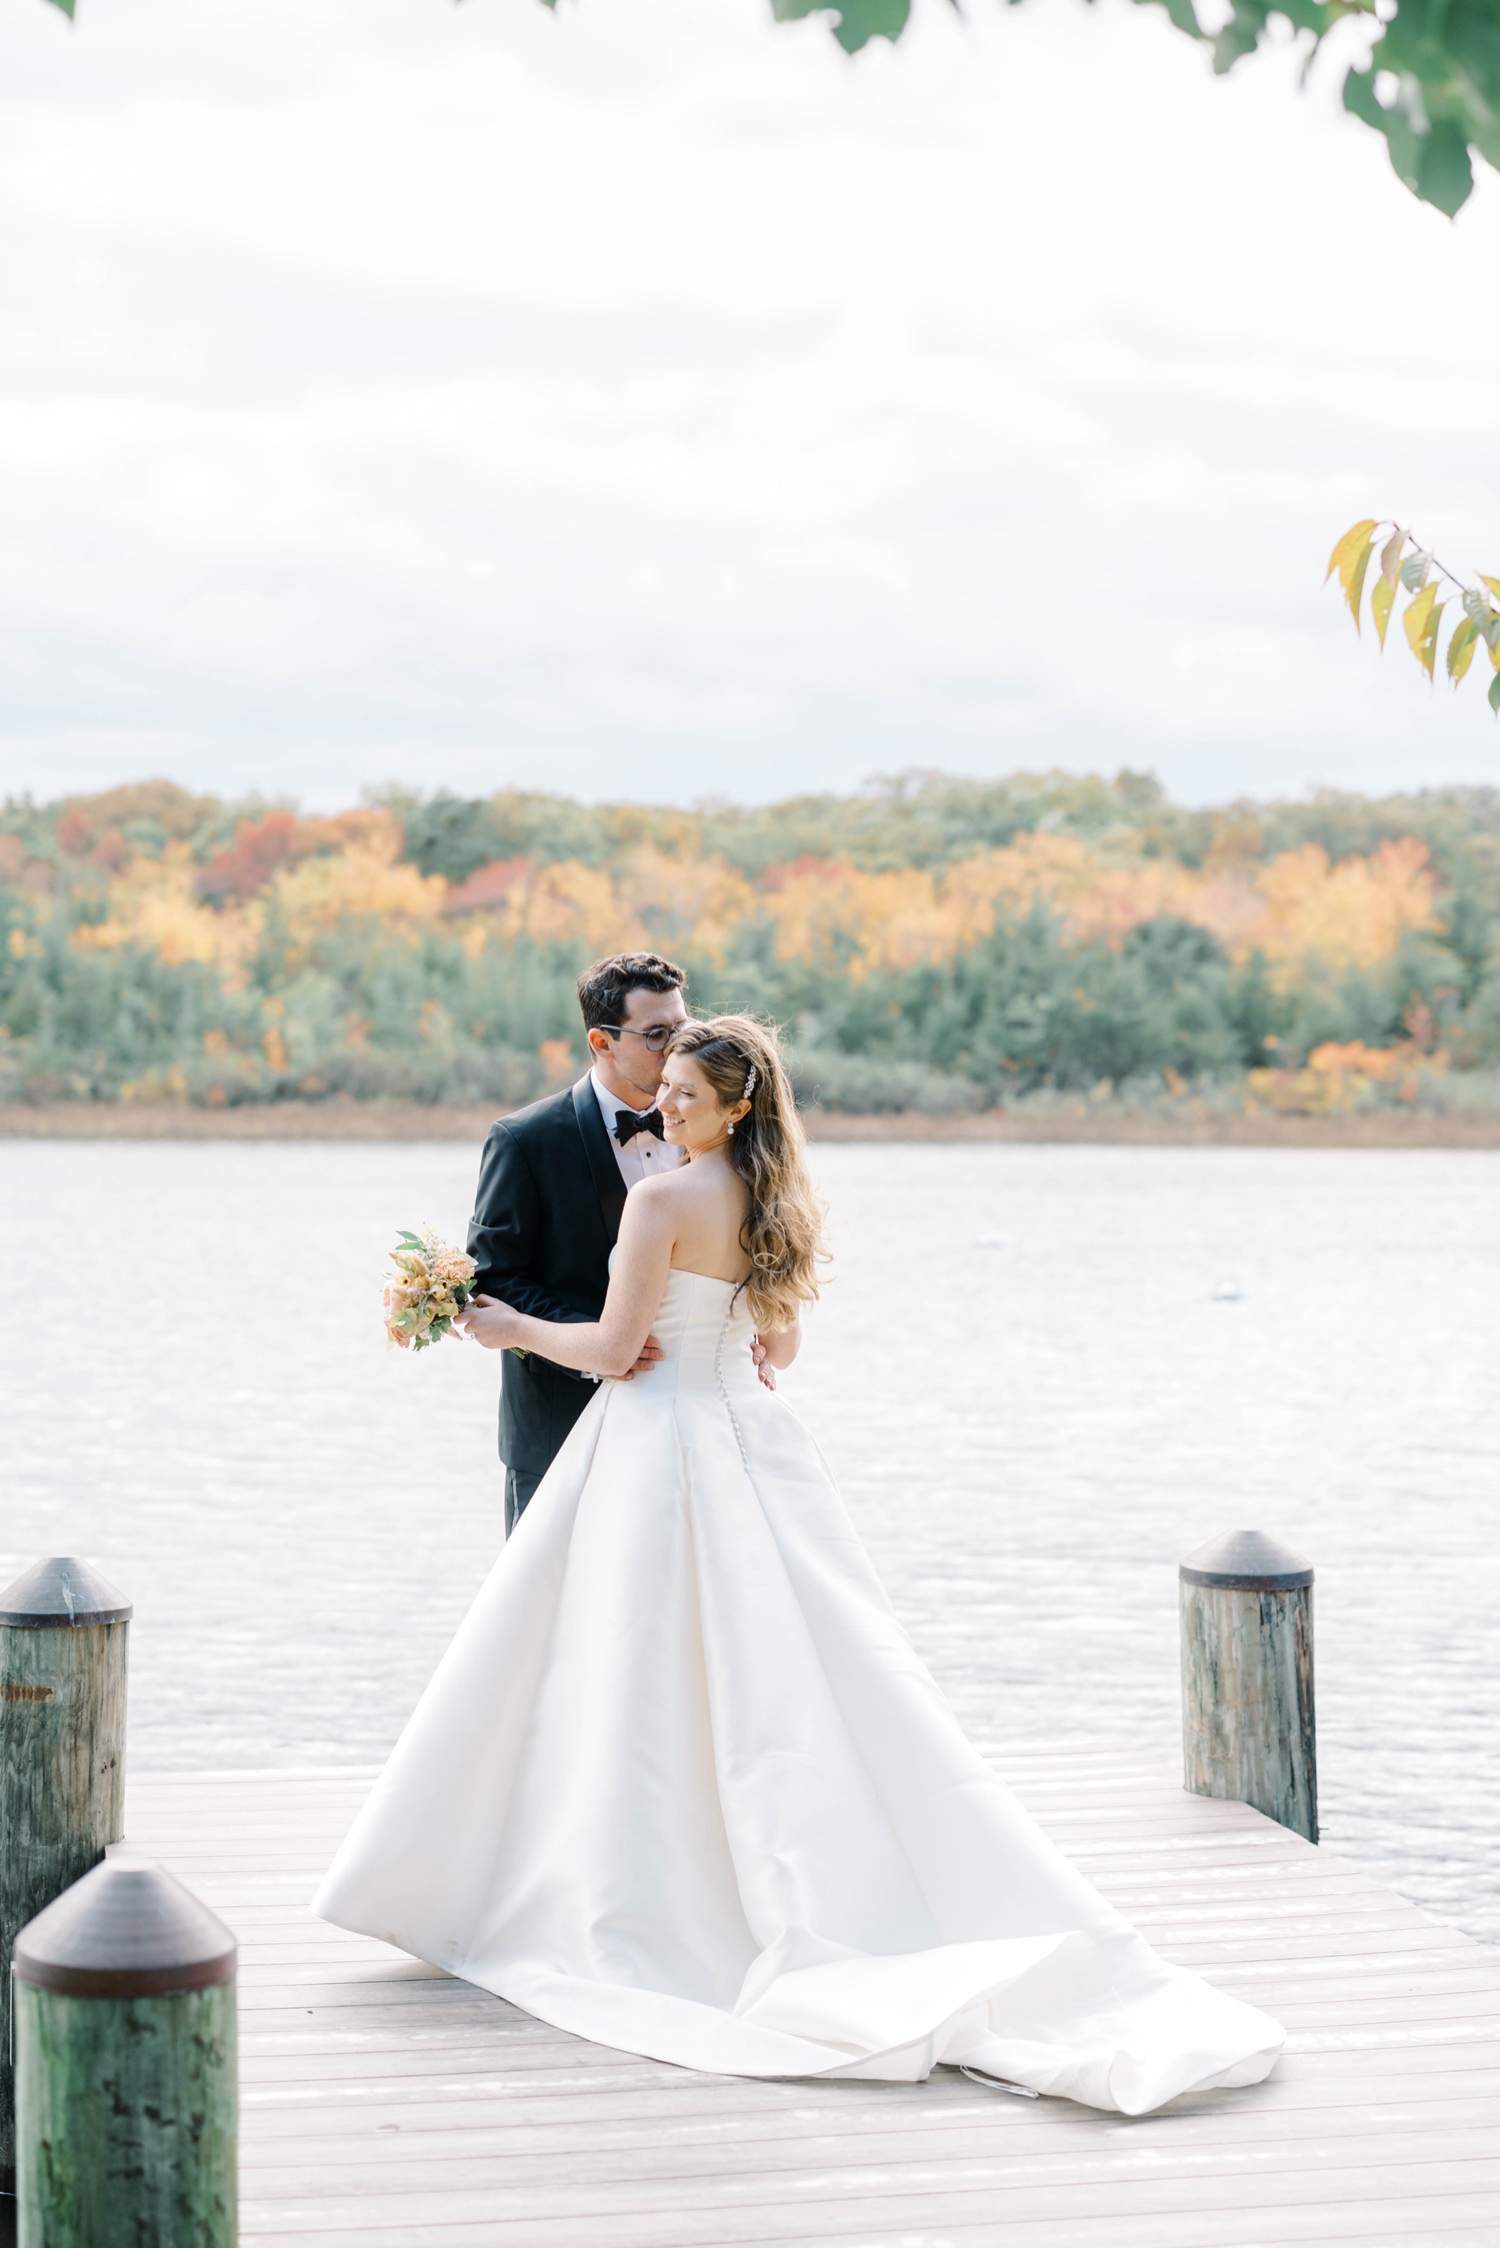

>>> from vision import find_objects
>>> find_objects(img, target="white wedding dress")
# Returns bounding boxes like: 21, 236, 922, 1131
314, 1269, 1283, 2113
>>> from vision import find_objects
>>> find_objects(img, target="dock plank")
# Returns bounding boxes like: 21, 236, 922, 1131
120, 1757, 1500, 2245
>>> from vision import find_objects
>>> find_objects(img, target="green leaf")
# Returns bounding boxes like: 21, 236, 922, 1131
1136, 0, 1205, 37
1402, 581, 1443, 680
770, 0, 914, 51
1466, 589, 1500, 657
1343, 65, 1427, 206
43, 0, 75, 13
1372, 572, 1396, 649
1491, 671, 1500, 717
1399, 551, 1433, 592
1212, 2, 1265, 74
1446, 615, 1479, 685
1417, 119, 1474, 219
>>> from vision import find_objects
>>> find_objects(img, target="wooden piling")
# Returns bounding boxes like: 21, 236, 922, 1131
1179, 1528, 1317, 1843
13, 1854, 237, 2247
0, 1557, 131, 2190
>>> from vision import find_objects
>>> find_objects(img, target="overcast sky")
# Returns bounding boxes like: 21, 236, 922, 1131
2, 0, 1498, 812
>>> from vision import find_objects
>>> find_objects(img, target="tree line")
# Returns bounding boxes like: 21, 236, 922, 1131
3, 770, 1498, 1115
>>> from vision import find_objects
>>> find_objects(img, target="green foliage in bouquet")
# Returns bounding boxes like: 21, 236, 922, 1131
383, 1229, 477, 1351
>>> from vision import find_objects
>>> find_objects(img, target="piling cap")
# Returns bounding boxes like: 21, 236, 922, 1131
0, 1555, 132, 1628
13, 1856, 237, 1999
1180, 1529, 1313, 1592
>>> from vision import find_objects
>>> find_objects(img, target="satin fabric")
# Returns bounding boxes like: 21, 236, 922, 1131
314, 1270, 1283, 2113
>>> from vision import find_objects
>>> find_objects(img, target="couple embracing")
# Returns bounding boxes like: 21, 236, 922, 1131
316, 952, 1282, 2111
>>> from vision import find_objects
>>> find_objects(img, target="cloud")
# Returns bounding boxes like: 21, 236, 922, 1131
1, 0, 1497, 810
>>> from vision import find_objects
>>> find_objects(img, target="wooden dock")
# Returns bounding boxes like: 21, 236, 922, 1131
120, 1747, 1500, 2246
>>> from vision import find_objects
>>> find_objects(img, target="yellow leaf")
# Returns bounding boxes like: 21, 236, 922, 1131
1402, 582, 1443, 680
1480, 574, 1500, 603
1372, 572, 1396, 649
1447, 615, 1479, 685
1326, 519, 1379, 587
1345, 536, 1375, 631
1379, 526, 1407, 586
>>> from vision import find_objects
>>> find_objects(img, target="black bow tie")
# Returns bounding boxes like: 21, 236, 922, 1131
615, 1107, 665, 1145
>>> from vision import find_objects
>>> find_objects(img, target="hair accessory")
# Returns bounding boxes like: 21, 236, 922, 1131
743, 1064, 757, 1098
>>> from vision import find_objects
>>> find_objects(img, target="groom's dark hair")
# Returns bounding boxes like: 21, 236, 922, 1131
577, 952, 686, 1033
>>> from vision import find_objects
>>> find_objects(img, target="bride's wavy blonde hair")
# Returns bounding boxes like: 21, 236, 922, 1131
666, 1015, 827, 1332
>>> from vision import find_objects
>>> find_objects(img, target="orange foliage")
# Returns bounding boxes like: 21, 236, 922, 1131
198, 812, 306, 904
1247, 1038, 1442, 1114
197, 807, 389, 905
444, 859, 534, 915
54, 807, 96, 858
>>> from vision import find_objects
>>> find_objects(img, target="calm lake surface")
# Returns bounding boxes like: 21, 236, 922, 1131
3, 1139, 1497, 1943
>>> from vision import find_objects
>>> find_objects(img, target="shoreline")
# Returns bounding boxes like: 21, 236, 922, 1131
3, 1098, 1499, 1148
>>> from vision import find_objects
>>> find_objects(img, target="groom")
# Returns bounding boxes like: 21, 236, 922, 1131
467, 951, 690, 1535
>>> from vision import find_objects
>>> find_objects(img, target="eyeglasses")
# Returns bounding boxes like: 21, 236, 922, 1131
606, 1021, 683, 1054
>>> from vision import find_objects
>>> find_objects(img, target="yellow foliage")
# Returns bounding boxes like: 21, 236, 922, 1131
762, 862, 941, 976
446, 843, 755, 968
499, 861, 640, 954
48, 811, 1443, 1000
960, 835, 1206, 947
272, 829, 445, 933
612, 844, 757, 968
1249, 839, 1435, 975
1247, 1038, 1438, 1115
69, 843, 258, 976
742, 830, 1438, 984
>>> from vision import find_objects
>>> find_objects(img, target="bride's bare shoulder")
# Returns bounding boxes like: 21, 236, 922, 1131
639, 1164, 719, 1213
624, 1166, 717, 1226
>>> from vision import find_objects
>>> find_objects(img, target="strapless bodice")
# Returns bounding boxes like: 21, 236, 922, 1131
640, 1268, 762, 1405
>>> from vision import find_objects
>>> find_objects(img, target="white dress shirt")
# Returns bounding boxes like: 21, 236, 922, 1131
591, 1069, 684, 1192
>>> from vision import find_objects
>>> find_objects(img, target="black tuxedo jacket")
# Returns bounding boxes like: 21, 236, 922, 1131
467, 1075, 627, 1482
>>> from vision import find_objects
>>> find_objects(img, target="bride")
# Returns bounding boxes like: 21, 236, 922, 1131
314, 1015, 1282, 2113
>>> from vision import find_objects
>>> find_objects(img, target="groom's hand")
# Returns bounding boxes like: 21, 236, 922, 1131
751, 1337, 776, 1391
613, 1334, 664, 1381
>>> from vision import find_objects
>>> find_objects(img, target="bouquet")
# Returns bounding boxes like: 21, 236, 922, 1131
383, 1228, 478, 1351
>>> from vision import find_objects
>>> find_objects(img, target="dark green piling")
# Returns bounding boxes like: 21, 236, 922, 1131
13, 1855, 238, 2247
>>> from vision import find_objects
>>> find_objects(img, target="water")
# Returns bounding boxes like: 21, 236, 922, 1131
2, 1140, 1497, 1943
